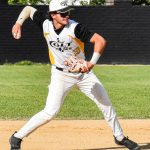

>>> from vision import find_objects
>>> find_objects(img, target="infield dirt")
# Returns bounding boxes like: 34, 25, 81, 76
1, 120, 150, 150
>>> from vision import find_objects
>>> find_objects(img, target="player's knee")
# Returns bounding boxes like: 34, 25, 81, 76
43, 107, 60, 120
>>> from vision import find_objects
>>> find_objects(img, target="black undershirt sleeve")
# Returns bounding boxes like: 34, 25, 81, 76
74, 23, 95, 43
32, 11, 47, 32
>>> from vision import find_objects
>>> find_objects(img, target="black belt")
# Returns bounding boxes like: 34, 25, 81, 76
55, 66, 81, 73
56, 66, 64, 71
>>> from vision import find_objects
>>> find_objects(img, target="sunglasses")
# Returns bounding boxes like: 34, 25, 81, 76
57, 11, 70, 18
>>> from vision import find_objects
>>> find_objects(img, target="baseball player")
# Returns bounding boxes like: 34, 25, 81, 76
9, 0, 140, 150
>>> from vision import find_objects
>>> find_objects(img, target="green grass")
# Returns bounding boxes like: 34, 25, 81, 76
0, 64, 150, 119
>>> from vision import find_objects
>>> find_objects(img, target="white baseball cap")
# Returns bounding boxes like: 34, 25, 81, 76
49, 0, 73, 13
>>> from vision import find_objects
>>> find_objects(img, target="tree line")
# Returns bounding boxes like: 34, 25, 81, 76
132, 0, 150, 5
8, 0, 105, 5
7, 0, 150, 6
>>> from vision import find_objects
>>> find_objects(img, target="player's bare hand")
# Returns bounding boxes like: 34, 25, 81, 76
86, 61, 94, 71
12, 23, 22, 39
80, 60, 89, 73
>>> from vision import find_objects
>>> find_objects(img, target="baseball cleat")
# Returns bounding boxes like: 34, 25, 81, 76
114, 136, 140, 150
9, 132, 22, 150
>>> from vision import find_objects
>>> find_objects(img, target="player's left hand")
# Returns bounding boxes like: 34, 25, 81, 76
64, 56, 89, 73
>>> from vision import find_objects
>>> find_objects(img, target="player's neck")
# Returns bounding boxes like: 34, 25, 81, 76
53, 20, 65, 30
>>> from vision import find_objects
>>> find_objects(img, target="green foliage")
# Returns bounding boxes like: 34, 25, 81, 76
8, 0, 105, 5
89, 0, 105, 5
79, 0, 89, 5
132, 0, 150, 5
8, 0, 50, 5
79, 0, 105, 6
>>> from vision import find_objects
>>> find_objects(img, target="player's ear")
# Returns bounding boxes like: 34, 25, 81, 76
46, 12, 54, 20
50, 13, 56, 19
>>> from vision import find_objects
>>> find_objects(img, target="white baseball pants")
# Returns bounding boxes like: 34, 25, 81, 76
14, 66, 124, 140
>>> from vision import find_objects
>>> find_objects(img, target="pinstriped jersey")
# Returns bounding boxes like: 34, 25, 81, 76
32, 11, 94, 69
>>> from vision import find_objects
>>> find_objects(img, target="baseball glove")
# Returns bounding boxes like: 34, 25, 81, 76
64, 55, 88, 73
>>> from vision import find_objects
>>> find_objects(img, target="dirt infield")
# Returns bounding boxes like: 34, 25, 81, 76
1, 120, 150, 150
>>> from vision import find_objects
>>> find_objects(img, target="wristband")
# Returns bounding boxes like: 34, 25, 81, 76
90, 52, 101, 65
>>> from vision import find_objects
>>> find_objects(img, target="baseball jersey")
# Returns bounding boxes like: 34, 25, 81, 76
32, 11, 94, 69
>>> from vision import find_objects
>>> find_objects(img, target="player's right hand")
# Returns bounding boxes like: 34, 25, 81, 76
86, 61, 94, 72
12, 23, 22, 39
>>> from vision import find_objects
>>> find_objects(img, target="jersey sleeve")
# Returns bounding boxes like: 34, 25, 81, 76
32, 10, 47, 32
74, 23, 95, 42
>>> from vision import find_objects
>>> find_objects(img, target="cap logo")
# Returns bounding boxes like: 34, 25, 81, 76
60, 0, 68, 6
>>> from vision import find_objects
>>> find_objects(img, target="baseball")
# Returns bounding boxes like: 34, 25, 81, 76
13, 32, 21, 39
13, 33, 16, 37
16, 34, 21, 39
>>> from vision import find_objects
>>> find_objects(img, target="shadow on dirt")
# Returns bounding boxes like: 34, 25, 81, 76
140, 143, 150, 149
78, 142, 150, 150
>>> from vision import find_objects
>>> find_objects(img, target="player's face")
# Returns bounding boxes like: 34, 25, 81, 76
51, 11, 70, 26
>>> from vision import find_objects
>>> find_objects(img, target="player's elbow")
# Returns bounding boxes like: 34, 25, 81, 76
91, 33, 106, 49
101, 36, 106, 49
98, 34, 106, 49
